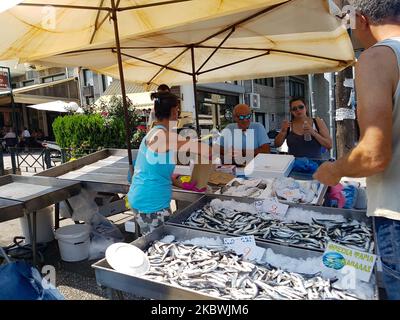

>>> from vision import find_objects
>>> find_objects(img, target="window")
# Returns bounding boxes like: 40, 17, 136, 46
101, 75, 113, 92
254, 78, 274, 87
289, 79, 305, 97
83, 69, 94, 86
42, 73, 66, 83
23, 79, 35, 86
270, 113, 276, 122
224, 80, 239, 85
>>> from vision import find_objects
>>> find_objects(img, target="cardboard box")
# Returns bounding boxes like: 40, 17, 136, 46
191, 163, 214, 189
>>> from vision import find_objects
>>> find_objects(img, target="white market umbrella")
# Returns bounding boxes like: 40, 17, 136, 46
33, 0, 355, 130
26, 100, 84, 113
1, 0, 278, 172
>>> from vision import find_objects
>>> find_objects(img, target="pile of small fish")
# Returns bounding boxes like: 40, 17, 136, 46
143, 241, 359, 300
219, 178, 321, 204
184, 205, 374, 252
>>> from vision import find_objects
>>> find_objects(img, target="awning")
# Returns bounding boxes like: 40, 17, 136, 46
96, 79, 157, 109
26, 100, 83, 113
0, 77, 77, 96
0, 77, 80, 106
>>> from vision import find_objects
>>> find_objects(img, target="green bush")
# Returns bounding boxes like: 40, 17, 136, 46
52, 114, 125, 157
52, 95, 145, 158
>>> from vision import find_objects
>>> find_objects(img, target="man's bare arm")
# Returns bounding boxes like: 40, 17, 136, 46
314, 47, 395, 185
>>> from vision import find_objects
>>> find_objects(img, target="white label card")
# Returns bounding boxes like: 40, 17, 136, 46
254, 198, 289, 219
224, 236, 264, 262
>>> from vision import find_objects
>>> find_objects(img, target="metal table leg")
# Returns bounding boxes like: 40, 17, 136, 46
54, 203, 60, 230
26, 211, 37, 266
32, 211, 37, 267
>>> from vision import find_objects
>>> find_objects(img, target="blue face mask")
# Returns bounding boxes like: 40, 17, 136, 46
238, 114, 252, 120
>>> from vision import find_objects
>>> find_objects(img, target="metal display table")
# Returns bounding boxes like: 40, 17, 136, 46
0, 198, 24, 223
36, 149, 204, 216
36, 149, 137, 194
92, 224, 378, 300
0, 175, 81, 265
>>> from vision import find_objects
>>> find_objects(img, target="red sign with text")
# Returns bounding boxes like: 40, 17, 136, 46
0, 71, 10, 89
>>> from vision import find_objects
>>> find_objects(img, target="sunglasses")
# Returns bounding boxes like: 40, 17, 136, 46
291, 105, 305, 112
237, 114, 252, 120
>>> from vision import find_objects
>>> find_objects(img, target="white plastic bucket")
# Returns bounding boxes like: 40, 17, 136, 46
54, 224, 91, 262
19, 207, 54, 244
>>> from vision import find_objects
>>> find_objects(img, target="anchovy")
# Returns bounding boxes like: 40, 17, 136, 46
183, 204, 374, 252
143, 240, 362, 300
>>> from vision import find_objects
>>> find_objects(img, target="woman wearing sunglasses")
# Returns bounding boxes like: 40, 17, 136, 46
274, 97, 332, 159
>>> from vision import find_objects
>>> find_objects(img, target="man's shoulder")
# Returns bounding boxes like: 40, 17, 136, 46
250, 122, 266, 130
359, 45, 397, 67
358, 45, 398, 86
224, 123, 237, 130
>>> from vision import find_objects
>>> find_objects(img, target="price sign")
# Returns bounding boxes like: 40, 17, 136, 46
224, 236, 264, 262
254, 198, 289, 219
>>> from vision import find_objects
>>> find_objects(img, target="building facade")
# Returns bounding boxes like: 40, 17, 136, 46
2, 62, 331, 142
178, 75, 329, 134
0, 66, 112, 140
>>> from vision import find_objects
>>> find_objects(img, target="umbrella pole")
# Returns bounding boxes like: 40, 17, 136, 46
111, 0, 133, 175
191, 46, 201, 137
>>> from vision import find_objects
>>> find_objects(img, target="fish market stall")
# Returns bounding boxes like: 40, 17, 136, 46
167, 195, 374, 253
0, 175, 81, 264
216, 177, 327, 205
92, 225, 378, 300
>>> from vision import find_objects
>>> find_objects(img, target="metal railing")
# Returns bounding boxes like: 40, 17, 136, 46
9, 147, 56, 174
0, 144, 105, 176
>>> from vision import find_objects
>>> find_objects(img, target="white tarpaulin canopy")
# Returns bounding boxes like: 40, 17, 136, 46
32, 0, 355, 86
0, 0, 283, 61
0, 0, 354, 170
0, 0, 286, 170
26, 100, 83, 113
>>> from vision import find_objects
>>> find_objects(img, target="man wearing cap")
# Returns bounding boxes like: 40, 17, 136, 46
218, 103, 270, 165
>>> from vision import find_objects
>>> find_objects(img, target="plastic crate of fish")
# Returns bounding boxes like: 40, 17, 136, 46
92, 225, 378, 300
215, 177, 327, 205
167, 195, 375, 253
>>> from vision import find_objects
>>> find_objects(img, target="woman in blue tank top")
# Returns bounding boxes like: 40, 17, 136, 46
128, 92, 212, 236
274, 97, 332, 159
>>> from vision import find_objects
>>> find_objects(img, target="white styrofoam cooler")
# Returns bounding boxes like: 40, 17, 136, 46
244, 154, 295, 179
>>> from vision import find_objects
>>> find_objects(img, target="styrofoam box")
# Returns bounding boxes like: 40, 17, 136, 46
244, 154, 295, 179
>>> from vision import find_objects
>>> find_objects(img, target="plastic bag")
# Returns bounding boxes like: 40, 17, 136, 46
88, 213, 124, 260
326, 184, 345, 208
59, 189, 98, 222
292, 157, 319, 174
0, 261, 64, 300
342, 184, 359, 209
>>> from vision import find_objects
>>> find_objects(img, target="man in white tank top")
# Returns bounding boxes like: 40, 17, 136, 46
314, 0, 400, 300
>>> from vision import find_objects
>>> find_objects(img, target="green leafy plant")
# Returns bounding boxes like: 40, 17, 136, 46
53, 95, 145, 158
